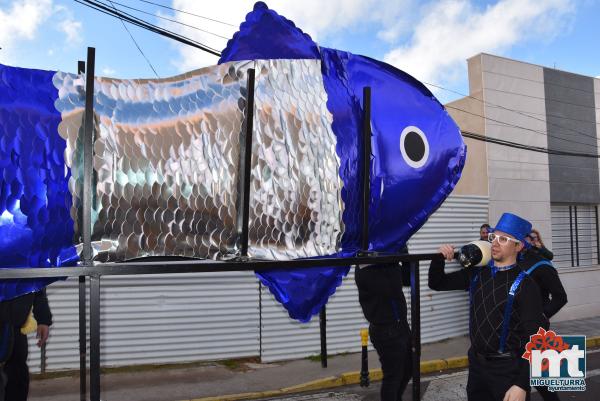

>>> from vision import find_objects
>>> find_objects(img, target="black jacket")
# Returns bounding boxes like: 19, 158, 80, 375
355, 260, 411, 325
1, 290, 52, 363
521, 251, 567, 319
527, 246, 554, 261
0, 290, 52, 328
428, 258, 544, 391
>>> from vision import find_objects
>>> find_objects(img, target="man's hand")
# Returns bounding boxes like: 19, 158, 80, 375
438, 244, 455, 261
503, 385, 526, 401
37, 324, 50, 348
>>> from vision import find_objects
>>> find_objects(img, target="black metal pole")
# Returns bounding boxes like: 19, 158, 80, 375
594, 206, 600, 264
89, 275, 101, 401
355, 86, 372, 380
40, 343, 46, 374
79, 275, 87, 401
575, 206, 579, 266
410, 261, 421, 401
0, 254, 444, 279
240, 68, 255, 257
82, 47, 95, 265
82, 47, 98, 401
77, 59, 88, 401
361, 87, 372, 252
258, 281, 263, 360
319, 306, 327, 368
569, 206, 575, 267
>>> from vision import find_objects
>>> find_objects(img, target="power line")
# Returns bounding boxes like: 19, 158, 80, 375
74, 0, 222, 56
107, 0, 160, 78
427, 81, 600, 143
461, 130, 600, 159
483, 108, 596, 125
482, 69, 598, 97
107, 0, 231, 40
485, 86, 599, 112
422, 82, 600, 158
445, 104, 597, 150
131, 0, 237, 27
433, 85, 600, 149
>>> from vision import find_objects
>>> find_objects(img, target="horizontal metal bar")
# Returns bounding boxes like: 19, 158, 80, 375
0, 253, 443, 279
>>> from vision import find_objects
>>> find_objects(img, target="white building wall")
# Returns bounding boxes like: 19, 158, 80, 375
554, 266, 600, 322
552, 78, 600, 322
479, 54, 553, 246
596, 77, 600, 185
475, 54, 600, 323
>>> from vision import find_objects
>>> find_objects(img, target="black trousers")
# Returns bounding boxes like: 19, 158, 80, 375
0, 367, 5, 401
534, 323, 560, 401
3, 329, 29, 401
467, 348, 530, 401
369, 321, 413, 401
536, 386, 560, 401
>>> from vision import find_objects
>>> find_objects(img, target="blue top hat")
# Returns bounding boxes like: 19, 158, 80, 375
491, 213, 532, 243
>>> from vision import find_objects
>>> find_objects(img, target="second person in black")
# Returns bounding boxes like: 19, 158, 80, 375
355, 246, 413, 401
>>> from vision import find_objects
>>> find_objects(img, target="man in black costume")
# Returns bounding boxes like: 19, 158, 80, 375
0, 290, 52, 401
429, 213, 545, 401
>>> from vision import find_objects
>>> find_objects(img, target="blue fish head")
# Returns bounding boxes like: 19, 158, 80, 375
331, 52, 466, 253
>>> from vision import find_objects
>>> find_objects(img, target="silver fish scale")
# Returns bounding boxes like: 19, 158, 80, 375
52, 59, 343, 262
250, 60, 343, 259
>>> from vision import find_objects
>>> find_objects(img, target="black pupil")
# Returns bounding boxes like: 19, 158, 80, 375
404, 131, 425, 161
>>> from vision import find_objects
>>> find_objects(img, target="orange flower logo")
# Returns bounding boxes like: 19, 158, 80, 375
522, 327, 570, 372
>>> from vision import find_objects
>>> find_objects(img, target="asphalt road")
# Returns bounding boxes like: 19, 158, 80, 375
260, 349, 600, 401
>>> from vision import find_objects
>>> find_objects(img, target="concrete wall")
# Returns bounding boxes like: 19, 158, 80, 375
477, 54, 553, 246
443, 54, 600, 323
596, 77, 600, 194
544, 69, 600, 204
446, 97, 488, 197
554, 266, 600, 322
547, 73, 600, 322
446, 55, 488, 197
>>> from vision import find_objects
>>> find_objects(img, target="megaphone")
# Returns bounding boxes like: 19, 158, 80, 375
454, 240, 491, 268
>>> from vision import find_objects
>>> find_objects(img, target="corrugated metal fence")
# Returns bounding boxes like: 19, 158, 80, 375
28, 195, 488, 372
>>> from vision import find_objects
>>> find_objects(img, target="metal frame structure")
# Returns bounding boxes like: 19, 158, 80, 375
0, 48, 446, 401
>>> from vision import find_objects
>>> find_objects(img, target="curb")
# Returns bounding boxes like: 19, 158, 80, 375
586, 336, 600, 349
186, 335, 600, 401
185, 358, 463, 401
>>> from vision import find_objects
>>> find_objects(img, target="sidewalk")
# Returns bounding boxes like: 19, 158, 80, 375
29, 316, 600, 401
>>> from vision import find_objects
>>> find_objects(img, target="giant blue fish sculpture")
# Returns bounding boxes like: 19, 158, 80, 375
0, 2, 466, 321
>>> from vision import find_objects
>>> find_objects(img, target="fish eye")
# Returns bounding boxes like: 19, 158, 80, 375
399, 126, 429, 168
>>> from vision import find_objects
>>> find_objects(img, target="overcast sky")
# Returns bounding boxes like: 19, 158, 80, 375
1, 0, 598, 103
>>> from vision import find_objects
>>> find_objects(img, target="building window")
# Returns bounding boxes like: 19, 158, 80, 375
551, 204, 600, 268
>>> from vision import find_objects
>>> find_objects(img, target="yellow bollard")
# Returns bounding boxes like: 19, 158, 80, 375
360, 328, 370, 387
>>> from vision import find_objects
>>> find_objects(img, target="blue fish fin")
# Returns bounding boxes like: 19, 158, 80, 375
219, 1, 320, 63
257, 264, 350, 323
